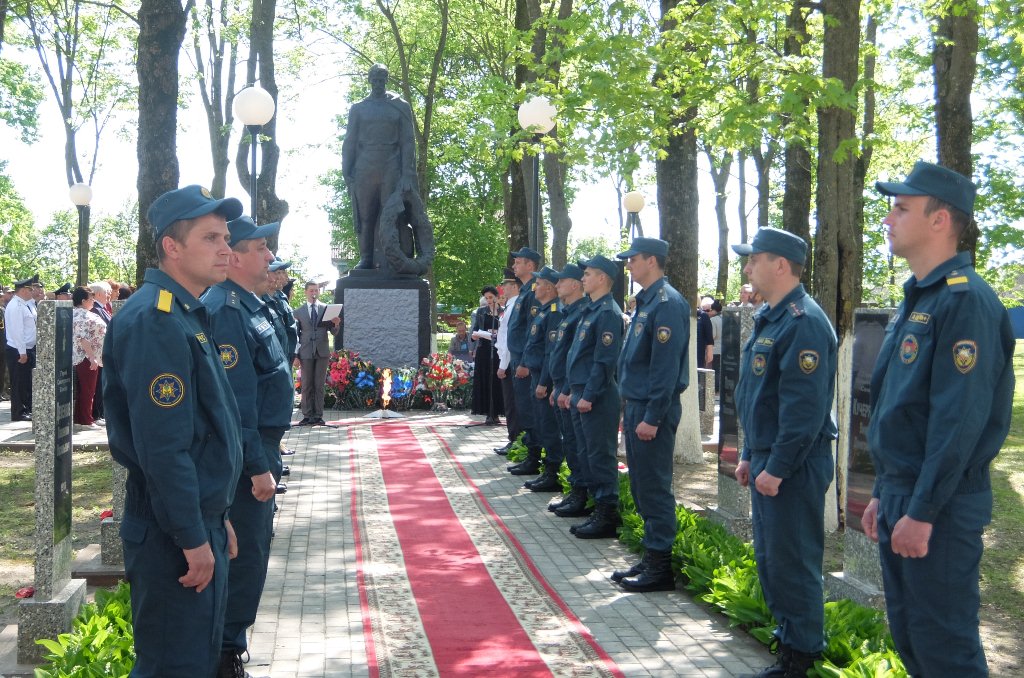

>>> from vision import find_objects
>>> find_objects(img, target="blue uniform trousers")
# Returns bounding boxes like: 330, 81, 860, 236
877, 492, 989, 678
568, 400, 590, 491
749, 444, 832, 654
571, 385, 620, 505
553, 382, 582, 487
530, 370, 563, 465
510, 357, 540, 453
623, 398, 680, 552
121, 513, 229, 678
222, 429, 285, 653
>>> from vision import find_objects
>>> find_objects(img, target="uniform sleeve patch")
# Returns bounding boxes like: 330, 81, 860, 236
150, 373, 185, 408
953, 340, 977, 374
752, 354, 767, 376
601, 331, 613, 346
530, 324, 538, 335
530, 306, 539, 316
798, 350, 820, 374
548, 330, 557, 342
656, 326, 671, 343
634, 322, 644, 337
900, 335, 919, 364
219, 344, 239, 369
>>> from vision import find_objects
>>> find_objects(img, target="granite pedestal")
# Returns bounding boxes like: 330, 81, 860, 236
697, 368, 714, 437
334, 272, 431, 368
18, 301, 86, 664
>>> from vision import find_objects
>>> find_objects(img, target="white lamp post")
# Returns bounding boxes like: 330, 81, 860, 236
233, 85, 276, 222
517, 95, 556, 253
69, 183, 93, 286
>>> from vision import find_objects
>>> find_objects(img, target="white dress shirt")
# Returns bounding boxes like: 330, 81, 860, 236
494, 294, 518, 371
4, 295, 37, 355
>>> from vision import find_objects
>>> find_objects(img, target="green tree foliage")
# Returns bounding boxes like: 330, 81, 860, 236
89, 200, 139, 284
0, 57, 43, 142
0, 165, 40, 284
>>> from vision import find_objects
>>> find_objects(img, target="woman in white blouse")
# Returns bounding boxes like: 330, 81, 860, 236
72, 286, 106, 429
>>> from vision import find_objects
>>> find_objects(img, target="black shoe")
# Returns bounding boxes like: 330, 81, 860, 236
573, 503, 620, 539
738, 640, 790, 678
312, 418, 327, 426
784, 649, 822, 678
281, 466, 290, 477
554, 488, 593, 517
281, 448, 296, 456
569, 514, 594, 535
611, 552, 649, 583
484, 417, 499, 425
218, 650, 252, 678
295, 417, 311, 426
493, 441, 513, 455
509, 460, 542, 476
525, 469, 561, 492
11, 414, 31, 422
276, 483, 288, 495
619, 549, 675, 592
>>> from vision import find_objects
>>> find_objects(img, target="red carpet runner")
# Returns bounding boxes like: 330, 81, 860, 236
349, 421, 621, 677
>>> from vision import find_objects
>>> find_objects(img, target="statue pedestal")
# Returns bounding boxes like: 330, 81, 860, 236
334, 272, 431, 368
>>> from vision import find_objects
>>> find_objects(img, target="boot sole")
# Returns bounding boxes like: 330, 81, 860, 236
618, 580, 675, 592
573, 528, 619, 539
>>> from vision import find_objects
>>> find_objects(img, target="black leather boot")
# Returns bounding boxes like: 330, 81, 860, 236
525, 467, 561, 492
218, 651, 252, 678
554, 487, 593, 518
573, 502, 620, 539
611, 551, 649, 583
739, 640, 791, 678
785, 649, 821, 678
619, 549, 674, 592
548, 485, 582, 512
508, 449, 542, 475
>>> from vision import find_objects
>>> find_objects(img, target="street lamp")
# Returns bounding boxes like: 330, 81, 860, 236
69, 183, 93, 286
517, 95, 556, 254
623, 191, 645, 240
233, 85, 276, 222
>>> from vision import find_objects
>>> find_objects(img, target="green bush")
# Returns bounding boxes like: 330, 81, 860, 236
35, 582, 135, 677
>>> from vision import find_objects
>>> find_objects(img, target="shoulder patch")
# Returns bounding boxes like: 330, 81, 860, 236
156, 289, 173, 313
798, 350, 819, 374
150, 373, 184, 408
788, 302, 805, 318
530, 306, 538, 316
601, 331, 613, 346
550, 303, 557, 312
953, 340, 977, 374
548, 330, 557, 342
530, 324, 538, 336
657, 326, 671, 343
946, 270, 969, 289
219, 344, 239, 369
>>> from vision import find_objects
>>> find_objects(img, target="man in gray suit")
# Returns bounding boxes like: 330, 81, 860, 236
294, 282, 340, 425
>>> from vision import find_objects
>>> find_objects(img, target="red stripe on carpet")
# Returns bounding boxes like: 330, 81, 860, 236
372, 422, 554, 677
348, 428, 381, 678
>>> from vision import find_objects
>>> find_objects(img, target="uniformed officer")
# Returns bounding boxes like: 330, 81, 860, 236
521, 266, 564, 492
731, 227, 837, 678
267, 257, 298, 362
4, 274, 38, 421
202, 216, 294, 677
102, 185, 244, 677
505, 247, 544, 476
547, 263, 589, 516
613, 237, 689, 592
862, 162, 1014, 678
563, 255, 623, 539
0, 285, 11, 400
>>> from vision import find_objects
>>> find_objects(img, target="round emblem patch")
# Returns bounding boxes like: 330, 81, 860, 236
578, 330, 586, 340
530, 306, 538, 316
634, 322, 644, 337
657, 326, 671, 343
530, 324, 538, 336
798, 350, 819, 374
899, 334, 919, 364
548, 330, 557, 342
557, 329, 564, 341
150, 373, 185, 408
953, 340, 977, 374
601, 331, 613, 346
220, 344, 239, 369
752, 354, 766, 376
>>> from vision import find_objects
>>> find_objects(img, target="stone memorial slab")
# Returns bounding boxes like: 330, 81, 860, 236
697, 368, 714, 437
334, 274, 430, 368
18, 301, 86, 664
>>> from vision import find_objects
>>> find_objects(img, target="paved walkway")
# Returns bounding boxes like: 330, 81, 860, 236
1, 401, 769, 677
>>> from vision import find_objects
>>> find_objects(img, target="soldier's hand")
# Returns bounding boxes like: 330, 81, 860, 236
251, 471, 277, 502
225, 519, 239, 559
179, 542, 215, 592
735, 460, 750, 487
497, 368, 506, 379
535, 385, 548, 399
754, 470, 782, 496
557, 393, 570, 409
635, 421, 658, 441
861, 498, 880, 543
18, 354, 28, 364
576, 398, 592, 413
515, 365, 529, 379
890, 515, 932, 558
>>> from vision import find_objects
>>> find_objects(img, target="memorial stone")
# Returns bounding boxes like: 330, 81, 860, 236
18, 301, 87, 664
697, 367, 715, 437
826, 308, 892, 607
708, 306, 753, 539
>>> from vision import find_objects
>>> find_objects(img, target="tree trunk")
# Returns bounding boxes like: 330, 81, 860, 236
814, 0, 860, 335
737, 149, 748, 284
854, 13, 877, 255
237, 0, 288, 246
658, 0, 701, 464
506, 0, 532, 256
933, 1, 978, 257
0, 0, 8, 54
136, 0, 186, 285
781, 1, 813, 287
543, 147, 572, 268
703, 145, 732, 298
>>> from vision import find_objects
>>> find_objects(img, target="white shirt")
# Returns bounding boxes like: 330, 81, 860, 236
4, 295, 37, 354
494, 294, 518, 371
710, 314, 722, 355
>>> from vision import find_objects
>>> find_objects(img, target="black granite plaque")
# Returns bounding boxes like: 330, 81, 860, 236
717, 310, 741, 478
846, 309, 892, 532
53, 305, 73, 544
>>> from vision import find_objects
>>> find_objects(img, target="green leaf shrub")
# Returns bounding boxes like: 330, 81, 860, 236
35, 582, 135, 677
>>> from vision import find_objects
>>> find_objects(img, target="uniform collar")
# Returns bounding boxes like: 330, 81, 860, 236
636, 277, 667, 304
905, 251, 972, 292
587, 292, 612, 309
562, 296, 585, 312
144, 268, 205, 314
759, 283, 806, 323
219, 277, 265, 312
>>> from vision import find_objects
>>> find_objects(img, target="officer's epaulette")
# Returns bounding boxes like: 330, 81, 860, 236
225, 290, 243, 308
155, 289, 174, 313
787, 301, 805, 318
550, 302, 557, 312
659, 288, 668, 302
946, 269, 970, 293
